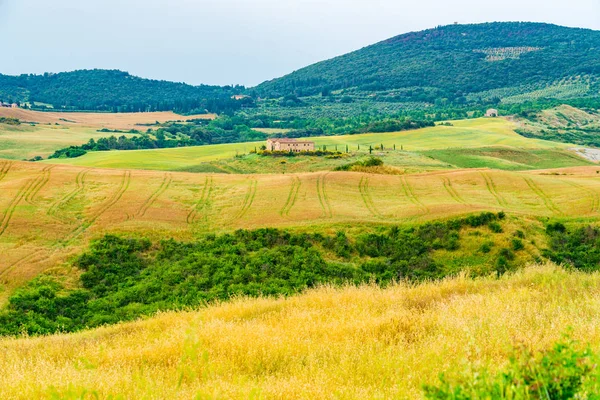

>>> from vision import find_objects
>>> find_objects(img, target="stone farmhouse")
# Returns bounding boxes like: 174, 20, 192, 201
0, 102, 18, 108
266, 138, 315, 153
485, 108, 499, 117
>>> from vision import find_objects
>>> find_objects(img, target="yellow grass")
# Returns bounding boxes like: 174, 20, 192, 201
1, 264, 599, 399
2, 161, 600, 301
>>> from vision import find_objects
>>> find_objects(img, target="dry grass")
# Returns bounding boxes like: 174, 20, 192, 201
2, 161, 600, 301
1, 264, 599, 399
0, 108, 215, 130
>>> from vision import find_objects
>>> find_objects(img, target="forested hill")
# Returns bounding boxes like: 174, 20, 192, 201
255, 22, 600, 104
0, 69, 252, 114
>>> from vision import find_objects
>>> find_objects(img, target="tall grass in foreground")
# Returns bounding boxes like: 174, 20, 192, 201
2, 264, 600, 399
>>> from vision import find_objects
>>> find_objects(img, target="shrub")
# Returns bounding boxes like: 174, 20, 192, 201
423, 335, 598, 399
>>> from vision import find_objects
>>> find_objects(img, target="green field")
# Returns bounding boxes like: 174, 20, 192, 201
0, 124, 136, 161
42, 118, 586, 173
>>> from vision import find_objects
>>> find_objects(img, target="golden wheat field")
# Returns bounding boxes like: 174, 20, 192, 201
1, 264, 599, 399
0, 108, 216, 130
1, 160, 600, 301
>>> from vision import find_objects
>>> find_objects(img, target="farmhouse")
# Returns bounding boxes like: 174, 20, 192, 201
266, 138, 315, 153
0, 102, 18, 108
486, 108, 499, 117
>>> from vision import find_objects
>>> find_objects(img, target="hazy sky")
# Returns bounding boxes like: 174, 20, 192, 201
0, 0, 599, 87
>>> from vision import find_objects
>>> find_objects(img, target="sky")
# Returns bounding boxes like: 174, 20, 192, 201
0, 0, 599, 87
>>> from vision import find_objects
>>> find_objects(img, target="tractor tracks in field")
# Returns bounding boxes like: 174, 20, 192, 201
359, 176, 383, 218
316, 173, 333, 218
62, 170, 131, 244
47, 168, 90, 221
0, 249, 46, 281
235, 178, 257, 220
187, 176, 214, 224
442, 177, 467, 205
0, 167, 53, 238
280, 176, 301, 217
563, 180, 599, 215
0, 161, 13, 183
481, 172, 508, 207
24, 166, 55, 205
136, 173, 172, 218
524, 177, 563, 215
400, 176, 429, 214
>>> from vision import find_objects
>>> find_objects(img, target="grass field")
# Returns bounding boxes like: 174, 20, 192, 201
2, 160, 600, 302
43, 118, 586, 173
0, 109, 215, 160
0, 108, 215, 130
2, 264, 600, 399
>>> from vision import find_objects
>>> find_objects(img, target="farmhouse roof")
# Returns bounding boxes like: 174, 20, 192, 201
268, 138, 313, 144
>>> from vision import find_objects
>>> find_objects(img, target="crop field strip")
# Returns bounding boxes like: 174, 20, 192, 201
280, 176, 301, 217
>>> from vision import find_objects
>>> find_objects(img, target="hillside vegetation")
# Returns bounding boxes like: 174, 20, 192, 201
0, 70, 249, 114
2, 265, 600, 399
44, 118, 591, 173
257, 22, 600, 106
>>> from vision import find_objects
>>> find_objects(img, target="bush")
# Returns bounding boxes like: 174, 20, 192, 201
423, 335, 599, 399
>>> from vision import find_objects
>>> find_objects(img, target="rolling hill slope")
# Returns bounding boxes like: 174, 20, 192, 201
3, 160, 600, 301
256, 22, 600, 104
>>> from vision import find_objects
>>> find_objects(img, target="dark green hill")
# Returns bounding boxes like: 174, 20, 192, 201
0, 69, 252, 114
255, 22, 600, 105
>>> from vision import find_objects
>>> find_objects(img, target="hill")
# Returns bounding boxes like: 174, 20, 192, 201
2, 265, 600, 398
0, 69, 251, 114
256, 22, 600, 106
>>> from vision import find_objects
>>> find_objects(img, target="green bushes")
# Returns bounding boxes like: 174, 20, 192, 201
544, 224, 600, 271
423, 335, 599, 399
0, 213, 508, 337
334, 157, 384, 171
